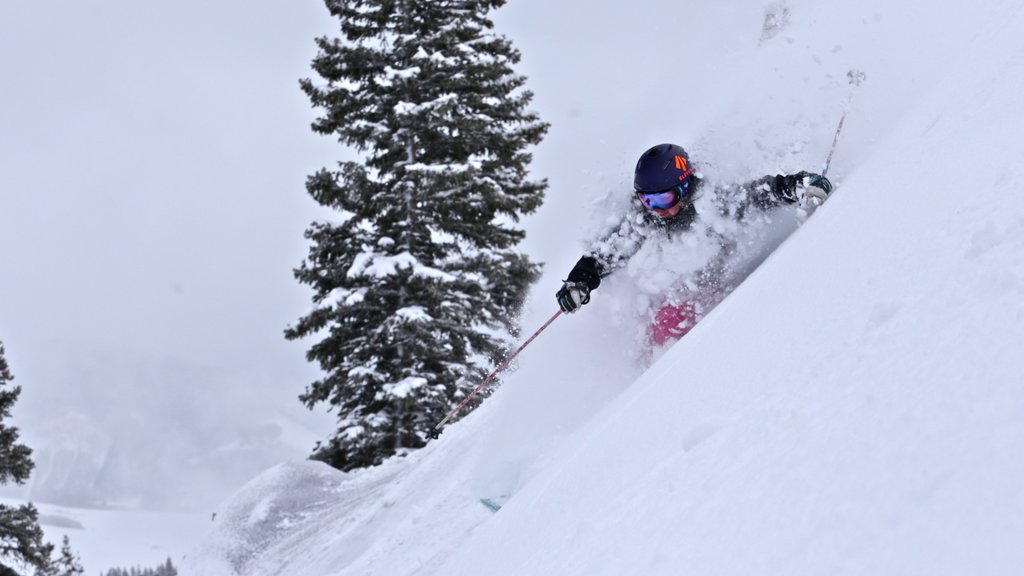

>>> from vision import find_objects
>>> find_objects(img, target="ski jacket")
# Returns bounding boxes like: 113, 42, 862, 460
565, 172, 812, 292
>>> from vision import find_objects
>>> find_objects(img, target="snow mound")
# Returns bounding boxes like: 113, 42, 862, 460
183, 413, 504, 576
184, 461, 347, 575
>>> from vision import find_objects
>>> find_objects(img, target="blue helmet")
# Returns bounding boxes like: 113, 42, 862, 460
633, 143, 694, 193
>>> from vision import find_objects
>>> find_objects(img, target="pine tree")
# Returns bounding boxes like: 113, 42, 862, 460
154, 558, 176, 576
0, 342, 54, 575
288, 0, 548, 470
45, 537, 83, 576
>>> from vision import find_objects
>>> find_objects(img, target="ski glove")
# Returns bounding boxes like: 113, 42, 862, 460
772, 172, 832, 204
556, 281, 591, 313
557, 256, 603, 313
803, 173, 832, 202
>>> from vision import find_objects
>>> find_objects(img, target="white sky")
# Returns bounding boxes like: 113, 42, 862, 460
1, 1, 343, 508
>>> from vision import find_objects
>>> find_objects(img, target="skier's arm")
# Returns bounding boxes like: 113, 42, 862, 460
566, 255, 604, 289
556, 210, 646, 313
745, 172, 833, 210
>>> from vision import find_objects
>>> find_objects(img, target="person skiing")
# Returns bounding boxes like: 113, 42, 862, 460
555, 143, 832, 346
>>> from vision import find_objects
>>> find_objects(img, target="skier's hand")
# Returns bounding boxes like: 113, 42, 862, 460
772, 173, 805, 203
556, 281, 591, 313
802, 173, 832, 202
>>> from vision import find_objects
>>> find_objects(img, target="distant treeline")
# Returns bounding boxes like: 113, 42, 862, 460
100, 557, 177, 576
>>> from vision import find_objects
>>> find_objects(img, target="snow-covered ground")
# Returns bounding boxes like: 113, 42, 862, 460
1, 497, 207, 573
178, 0, 1024, 575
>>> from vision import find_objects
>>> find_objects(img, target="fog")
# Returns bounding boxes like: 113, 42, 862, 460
0, 1, 342, 510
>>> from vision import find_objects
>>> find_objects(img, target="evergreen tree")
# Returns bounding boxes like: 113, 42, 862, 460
45, 537, 83, 576
99, 559, 176, 576
155, 557, 177, 576
0, 342, 54, 575
288, 0, 548, 470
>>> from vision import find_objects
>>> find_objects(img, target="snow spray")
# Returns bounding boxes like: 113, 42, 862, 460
433, 310, 563, 434
822, 69, 867, 177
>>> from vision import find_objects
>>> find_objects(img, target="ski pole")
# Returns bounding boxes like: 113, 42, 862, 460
433, 310, 562, 433
822, 69, 866, 177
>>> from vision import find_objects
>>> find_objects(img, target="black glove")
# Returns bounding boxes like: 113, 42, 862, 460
557, 256, 602, 313
773, 172, 832, 204
772, 173, 803, 203
556, 281, 591, 313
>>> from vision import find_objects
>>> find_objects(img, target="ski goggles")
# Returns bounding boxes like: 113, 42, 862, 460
637, 179, 691, 211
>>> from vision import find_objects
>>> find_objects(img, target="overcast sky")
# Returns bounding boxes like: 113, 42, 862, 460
1, 1, 340, 363
0, 0, 838, 509
1, 0, 349, 507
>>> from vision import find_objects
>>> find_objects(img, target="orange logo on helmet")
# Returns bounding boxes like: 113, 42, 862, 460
674, 155, 693, 181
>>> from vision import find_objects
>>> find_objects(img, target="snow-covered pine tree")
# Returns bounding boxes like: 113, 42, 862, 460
155, 558, 177, 576
288, 0, 548, 471
0, 342, 54, 575
98, 558, 176, 576
45, 537, 84, 576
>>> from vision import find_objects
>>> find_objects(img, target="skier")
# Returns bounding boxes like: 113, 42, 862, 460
555, 143, 832, 346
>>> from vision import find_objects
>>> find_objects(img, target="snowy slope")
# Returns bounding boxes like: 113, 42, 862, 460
0, 497, 206, 573
184, 0, 1024, 574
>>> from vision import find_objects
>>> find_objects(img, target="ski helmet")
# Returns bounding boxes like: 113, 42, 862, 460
633, 143, 694, 193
